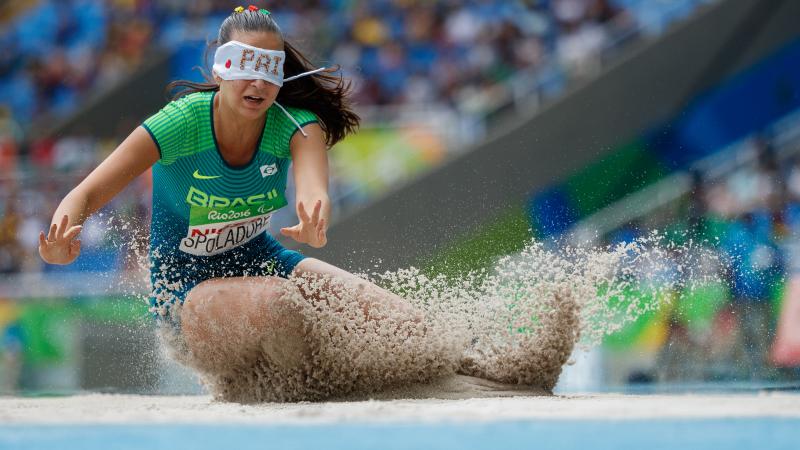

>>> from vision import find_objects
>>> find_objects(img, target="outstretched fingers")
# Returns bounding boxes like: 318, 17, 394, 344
290, 200, 326, 246
63, 225, 83, 241
56, 215, 68, 240
310, 200, 321, 226
317, 217, 326, 243
297, 201, 311, 224
281, 225, 301, 240
47, 223, 57, 242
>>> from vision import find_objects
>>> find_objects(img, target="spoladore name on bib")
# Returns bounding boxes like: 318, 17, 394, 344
213, 40, 286, 86
179, 188, 288, 256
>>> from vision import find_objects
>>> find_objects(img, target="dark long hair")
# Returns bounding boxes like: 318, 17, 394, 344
167, 9, 359, 146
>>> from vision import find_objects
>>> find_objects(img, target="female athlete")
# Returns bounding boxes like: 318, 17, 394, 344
36, 6, 434, 399
38, 6, 578, 402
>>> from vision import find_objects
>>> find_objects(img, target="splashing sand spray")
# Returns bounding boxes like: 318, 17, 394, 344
155, 234, 718, 403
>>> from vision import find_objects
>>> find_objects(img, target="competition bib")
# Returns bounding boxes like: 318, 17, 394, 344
179, 192, 287, 256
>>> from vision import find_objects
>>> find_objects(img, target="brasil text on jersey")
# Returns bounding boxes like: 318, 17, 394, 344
179, 186, 287, 256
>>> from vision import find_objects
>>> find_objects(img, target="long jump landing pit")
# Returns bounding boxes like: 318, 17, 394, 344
2, 380, 799, 450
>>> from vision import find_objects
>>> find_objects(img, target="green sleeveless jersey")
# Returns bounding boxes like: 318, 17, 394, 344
142, 91, 317, 261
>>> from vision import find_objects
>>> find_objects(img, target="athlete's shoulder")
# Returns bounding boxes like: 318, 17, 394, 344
260, 104, 319, 159
165, 91, 213, 118
175, 90, 213, 105
145, 91, 211, 128
143, 91, 214, 164
271, 104, 319, 129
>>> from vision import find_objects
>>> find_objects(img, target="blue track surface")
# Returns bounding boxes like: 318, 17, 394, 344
1, 419, 797, 450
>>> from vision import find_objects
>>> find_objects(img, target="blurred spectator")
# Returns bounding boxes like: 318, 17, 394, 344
723, 136, 780, 215
0, 107, 21, 174
0, 199, 23, 274
613, 131, 796, 381
720, 211, 784, 378
0, 314, 24, 393
771, 155, 800, 368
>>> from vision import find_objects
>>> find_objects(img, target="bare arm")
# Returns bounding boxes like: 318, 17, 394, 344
39, 126, 160, 264
280, 123, 330, 248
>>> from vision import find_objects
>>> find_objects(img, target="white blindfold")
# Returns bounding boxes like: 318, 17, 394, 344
211, 40, 329, 137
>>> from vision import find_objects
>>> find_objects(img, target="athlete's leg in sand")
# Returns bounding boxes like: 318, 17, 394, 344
292, 257, 423, 324
178, 260, 420, 373
179, 276, 310, 373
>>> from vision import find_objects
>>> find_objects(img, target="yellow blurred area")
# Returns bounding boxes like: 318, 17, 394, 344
0, 298, 21, 329
636, 312, 670, 352
331, 125, 446, 194
352, 17, 389, 46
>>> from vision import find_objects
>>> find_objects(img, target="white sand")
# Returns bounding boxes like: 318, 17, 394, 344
146, 236, 698, 403
2, 391, 798, 425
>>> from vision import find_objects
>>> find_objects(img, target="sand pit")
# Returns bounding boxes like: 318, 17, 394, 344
150, 239, 693, 403
5, 393, 798, 450
2, 389, 799, 425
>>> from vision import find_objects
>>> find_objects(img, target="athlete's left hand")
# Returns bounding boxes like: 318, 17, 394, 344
280, 200, 328, 248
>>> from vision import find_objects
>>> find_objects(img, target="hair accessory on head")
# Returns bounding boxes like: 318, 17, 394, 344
234, 6, 244, 13
259, 8, 270, 15
248, 5, 259, 11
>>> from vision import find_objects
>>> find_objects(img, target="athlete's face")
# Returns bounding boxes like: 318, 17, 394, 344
216, 31, 283, 119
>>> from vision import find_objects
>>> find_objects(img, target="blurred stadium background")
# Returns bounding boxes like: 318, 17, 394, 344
1, 0, 799, 394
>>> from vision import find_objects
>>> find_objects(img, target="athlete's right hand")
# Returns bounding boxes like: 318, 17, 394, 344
38, 214, 83, 265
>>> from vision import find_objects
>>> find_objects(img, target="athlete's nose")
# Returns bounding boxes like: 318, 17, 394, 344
249, 79, 269, 89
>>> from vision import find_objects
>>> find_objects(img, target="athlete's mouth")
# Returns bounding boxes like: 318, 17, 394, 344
243, 95, 265, 105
